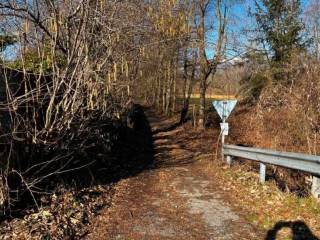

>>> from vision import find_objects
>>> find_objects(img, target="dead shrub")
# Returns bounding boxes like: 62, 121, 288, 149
256, 57, 320, 154
232, 56, 320, 195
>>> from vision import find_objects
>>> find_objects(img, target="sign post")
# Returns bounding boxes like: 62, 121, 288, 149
212, 100, 237, 162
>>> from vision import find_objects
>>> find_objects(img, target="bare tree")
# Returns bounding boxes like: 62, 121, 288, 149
0, 0, 162, 213
195, 0, 230, 127
305, 0, 320, 60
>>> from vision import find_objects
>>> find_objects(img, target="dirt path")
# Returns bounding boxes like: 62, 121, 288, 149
87, 112, 265, 239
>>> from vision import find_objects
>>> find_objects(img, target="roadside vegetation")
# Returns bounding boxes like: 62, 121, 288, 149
226, 0, 320, 196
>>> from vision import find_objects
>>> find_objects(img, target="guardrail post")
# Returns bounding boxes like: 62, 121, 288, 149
226, 155, 232, 166
311, 176, 320, 199
221, 134, 225, 161
260, 163, 266, 184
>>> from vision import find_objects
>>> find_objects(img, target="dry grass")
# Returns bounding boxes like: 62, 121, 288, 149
226, 58, 320, 194
233, 57, 320, 154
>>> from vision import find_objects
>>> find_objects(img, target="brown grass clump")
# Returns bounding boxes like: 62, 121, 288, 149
255, 59, 320, 154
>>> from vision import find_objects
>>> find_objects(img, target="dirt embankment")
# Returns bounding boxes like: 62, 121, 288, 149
225, 64, 320, 195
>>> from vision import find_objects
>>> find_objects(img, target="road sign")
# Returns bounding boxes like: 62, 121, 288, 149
212, 100, 237, 122
220, 123, 229, 136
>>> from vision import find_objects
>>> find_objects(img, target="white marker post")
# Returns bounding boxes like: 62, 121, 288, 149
220, 121, 229, 158
312, 177, 320, 199
213, 100, 237, 164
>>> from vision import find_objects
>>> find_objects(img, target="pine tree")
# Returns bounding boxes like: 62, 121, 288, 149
253, 0, 306, 63
0, 35, 15, 52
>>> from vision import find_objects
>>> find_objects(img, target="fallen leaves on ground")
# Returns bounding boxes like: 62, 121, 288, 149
0, 185, 114, 239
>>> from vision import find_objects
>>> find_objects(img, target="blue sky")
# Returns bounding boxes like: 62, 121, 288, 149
2, 45, 17, 60
206, 0, 310, 59
233, 0, 308, 16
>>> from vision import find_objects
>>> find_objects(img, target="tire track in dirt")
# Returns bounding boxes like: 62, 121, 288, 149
87, 112, 264, 239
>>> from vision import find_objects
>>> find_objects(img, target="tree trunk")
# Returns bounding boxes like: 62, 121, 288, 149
198, 80, 206, 126
198, 7, 207, 127
180, 51, 197, 124
172, 69, 176, 113
165, 62, 172, 115
162, 68, 167, 112
156, 75, 162, 108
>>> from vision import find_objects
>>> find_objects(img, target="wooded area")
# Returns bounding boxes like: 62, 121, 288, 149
0, 0, 319, 234
0, 0, 236, 216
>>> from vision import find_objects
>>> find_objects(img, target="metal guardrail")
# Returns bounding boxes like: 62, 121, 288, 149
223, 144, 320, 198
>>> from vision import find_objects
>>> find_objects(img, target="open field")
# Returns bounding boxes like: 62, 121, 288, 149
187, 94, 237, 100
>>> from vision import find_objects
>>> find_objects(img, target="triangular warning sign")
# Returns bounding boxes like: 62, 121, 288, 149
212, 100, 237, 122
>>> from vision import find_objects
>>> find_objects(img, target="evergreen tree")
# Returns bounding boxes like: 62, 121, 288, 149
253, 0, 307, 63
0, 35, 15, 52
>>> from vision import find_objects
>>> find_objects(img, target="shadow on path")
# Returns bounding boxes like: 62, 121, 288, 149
152, 122, 181, 135
265, 221, 319, 240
